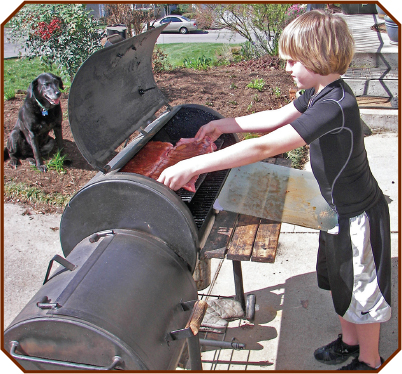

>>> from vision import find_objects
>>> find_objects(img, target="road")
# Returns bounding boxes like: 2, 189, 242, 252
3, 28, 26, 59
1, 0, 248, 57
3, 28, 248, 59
156, 29, 247, 44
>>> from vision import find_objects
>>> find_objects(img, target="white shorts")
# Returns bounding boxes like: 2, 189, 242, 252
316, 195, 391, 323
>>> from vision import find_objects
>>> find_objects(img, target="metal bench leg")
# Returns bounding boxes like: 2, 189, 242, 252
232, 260, 246, 312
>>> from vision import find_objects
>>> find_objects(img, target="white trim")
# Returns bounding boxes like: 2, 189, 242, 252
343, 212, 391, 323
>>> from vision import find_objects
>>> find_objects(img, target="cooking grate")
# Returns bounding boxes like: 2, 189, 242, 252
186, 169, 229, 229
154, 107, 222, 144
176, 138, 224, 203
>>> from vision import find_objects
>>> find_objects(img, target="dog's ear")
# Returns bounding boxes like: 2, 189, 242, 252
49, 73, 64, 91
28, 78, 39, 98
57, 76, 64, 91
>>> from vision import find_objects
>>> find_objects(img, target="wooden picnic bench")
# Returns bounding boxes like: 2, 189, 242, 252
200, 158, 291, 320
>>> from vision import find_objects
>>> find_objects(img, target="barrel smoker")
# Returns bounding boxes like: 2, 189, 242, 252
3, 25, 243, 371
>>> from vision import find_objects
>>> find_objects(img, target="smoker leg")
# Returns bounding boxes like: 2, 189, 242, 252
232, 260, 246, 312
187, 335, 202, 370
246, 293, 256, 321
200, 338, 246, 350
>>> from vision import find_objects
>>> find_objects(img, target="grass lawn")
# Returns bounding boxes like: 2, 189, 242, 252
3, 43, 241, 99
156, 43, 240, 67
3, 58, 66, 99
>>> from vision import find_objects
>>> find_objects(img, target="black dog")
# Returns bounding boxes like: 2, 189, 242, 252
4, 73, 64, 172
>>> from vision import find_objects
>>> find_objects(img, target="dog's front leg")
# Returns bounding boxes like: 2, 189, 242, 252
53, 125, 64, 152
27, 130, 47, 172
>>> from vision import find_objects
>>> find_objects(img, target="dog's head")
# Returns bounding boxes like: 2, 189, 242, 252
30, 73, 64, 107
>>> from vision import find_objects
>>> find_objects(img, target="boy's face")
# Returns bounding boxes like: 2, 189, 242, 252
285, 59, 319, 91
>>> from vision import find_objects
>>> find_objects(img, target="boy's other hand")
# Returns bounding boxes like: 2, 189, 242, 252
157, 160, 195, 191
195, 120, 223, 143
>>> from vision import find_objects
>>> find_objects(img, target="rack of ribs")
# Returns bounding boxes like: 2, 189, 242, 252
120, 137, 217, 192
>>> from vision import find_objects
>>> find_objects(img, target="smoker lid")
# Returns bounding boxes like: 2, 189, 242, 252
68, 25, 169, 171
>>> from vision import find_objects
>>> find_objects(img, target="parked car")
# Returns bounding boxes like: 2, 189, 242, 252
152, 15, 197, 34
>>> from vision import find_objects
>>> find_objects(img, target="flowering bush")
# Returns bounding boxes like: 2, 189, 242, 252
35, 18, 62, 41
285, 4, 307, 24
9, 4, 103, 82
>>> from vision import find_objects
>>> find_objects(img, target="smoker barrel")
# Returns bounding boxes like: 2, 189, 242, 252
4, 229, 198, 370
4, 25, 238, 371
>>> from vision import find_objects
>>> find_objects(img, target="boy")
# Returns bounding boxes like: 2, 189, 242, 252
158, 10, 391, 370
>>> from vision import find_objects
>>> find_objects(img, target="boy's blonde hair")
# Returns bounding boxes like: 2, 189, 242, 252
279, 10, 355, 75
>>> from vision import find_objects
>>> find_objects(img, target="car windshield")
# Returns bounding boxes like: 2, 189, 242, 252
181, 16, 190, 21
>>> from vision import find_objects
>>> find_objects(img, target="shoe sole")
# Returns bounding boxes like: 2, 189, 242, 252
314, 352, 359, 365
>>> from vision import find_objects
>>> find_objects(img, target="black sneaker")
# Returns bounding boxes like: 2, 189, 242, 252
338, 356, 384, 370
314, 334, 359, 365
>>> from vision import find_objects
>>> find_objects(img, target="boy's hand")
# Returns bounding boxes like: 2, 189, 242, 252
157, 160, 195, 191
195, 120, 223, 143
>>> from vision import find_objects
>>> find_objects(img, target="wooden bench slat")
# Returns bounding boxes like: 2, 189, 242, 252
200, 157, 289, 262
227, 215, 260, 261
201, 211, 238, 259
251, 219, 281, 263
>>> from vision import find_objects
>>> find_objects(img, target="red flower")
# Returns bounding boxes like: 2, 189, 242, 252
35, 18, 61, 41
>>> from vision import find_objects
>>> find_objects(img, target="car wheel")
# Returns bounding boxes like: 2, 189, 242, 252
179, 27, 188, 34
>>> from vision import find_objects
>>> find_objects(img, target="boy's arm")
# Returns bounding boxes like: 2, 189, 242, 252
195, 102, 302, 142
235, 101, 302, 133
158, 123, 306, 191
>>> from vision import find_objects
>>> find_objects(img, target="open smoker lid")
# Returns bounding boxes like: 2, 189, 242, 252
68, 25, 169, 171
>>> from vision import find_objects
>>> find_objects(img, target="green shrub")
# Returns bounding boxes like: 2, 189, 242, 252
240, 41, 261, 60
153, 47, 172, 73
46, 150, 68, 174
273, 86, 281, 97
284, 146, 309, 169
247, 78, 266, 92
182, 55, 212, 70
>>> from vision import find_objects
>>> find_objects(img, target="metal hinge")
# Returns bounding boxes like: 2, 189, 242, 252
37, 296, 61, 310
89, 230, 115, 243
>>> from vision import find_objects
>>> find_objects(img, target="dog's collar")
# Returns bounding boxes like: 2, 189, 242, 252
32, 92, 49, 116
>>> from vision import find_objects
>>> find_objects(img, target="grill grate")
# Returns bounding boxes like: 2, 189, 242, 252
187, 169, 229, 229
176, 138, 224, 203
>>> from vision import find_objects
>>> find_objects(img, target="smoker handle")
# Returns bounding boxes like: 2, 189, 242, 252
186, 300, 208, 336
43, 254, 77, 285
9, 341, 124, 370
